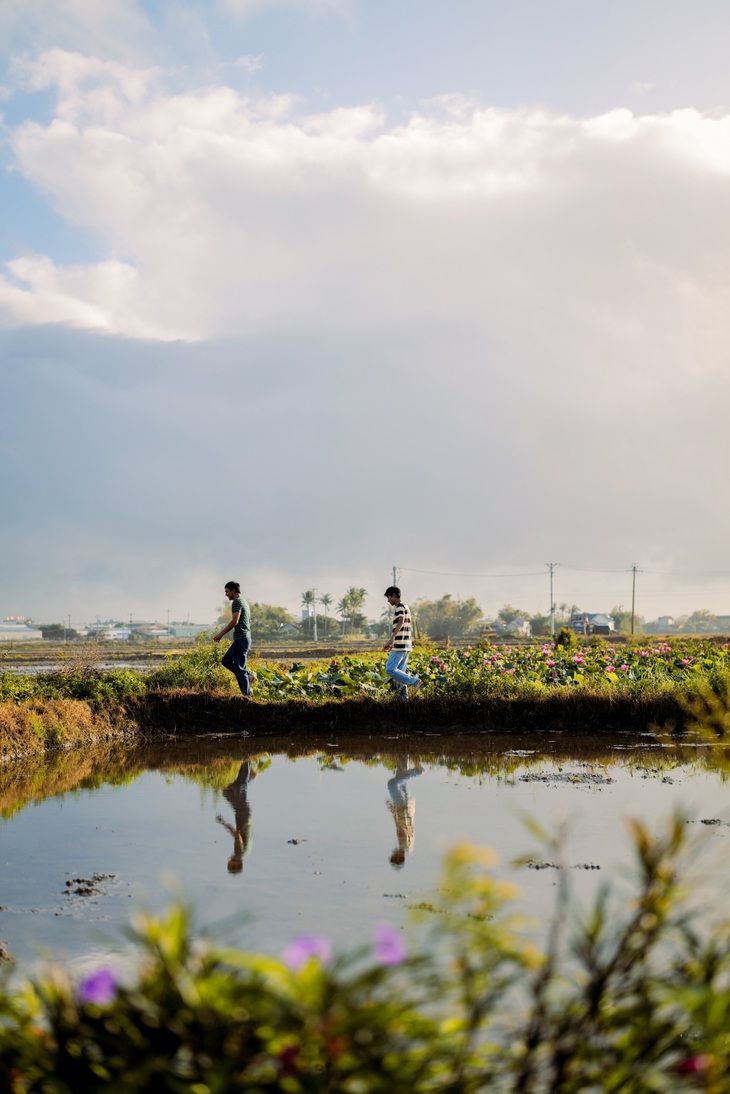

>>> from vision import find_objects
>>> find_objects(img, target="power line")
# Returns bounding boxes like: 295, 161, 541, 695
400, 568, 547, 577
401, 563, 730, 580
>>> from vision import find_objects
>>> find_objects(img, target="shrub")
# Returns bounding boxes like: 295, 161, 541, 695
554, 626, 577, 650
1, 818, 729, 1091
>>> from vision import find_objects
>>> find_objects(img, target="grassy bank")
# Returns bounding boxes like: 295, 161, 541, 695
1, 636, 730, 758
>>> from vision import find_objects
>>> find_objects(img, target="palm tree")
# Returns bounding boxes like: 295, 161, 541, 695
337, 595, 349, 636
341, 587, 367, 635
318, 593, 333, 638
301, 589, 315, 638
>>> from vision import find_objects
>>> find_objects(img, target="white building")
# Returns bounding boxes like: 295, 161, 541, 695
168, 624, 211, 639
0, 623, 44, 643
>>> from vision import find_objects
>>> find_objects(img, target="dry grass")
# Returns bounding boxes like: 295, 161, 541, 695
0, 698, 135, 761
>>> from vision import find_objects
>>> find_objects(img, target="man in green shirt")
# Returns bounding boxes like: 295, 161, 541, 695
214, 581, 252, 698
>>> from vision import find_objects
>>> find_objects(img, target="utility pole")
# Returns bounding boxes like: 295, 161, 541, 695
546, 563, 557, 636
312, 588, 318, 642
630, 564, 639, 635
392, 565, 398, 588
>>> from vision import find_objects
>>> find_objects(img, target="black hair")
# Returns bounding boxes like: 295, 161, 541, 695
225, 581, 241, 594
384, 586, 401, 598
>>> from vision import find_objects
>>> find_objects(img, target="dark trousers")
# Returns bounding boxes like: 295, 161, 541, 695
222, 635, 252, 696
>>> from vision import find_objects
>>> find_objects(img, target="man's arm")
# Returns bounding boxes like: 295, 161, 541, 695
214, 611, 241, 643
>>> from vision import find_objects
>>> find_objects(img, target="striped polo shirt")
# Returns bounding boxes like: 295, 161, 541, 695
391, 603, 413, 650
231, 597, 251, 639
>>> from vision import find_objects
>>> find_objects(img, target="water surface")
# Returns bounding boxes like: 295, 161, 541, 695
1, 732, 728, 977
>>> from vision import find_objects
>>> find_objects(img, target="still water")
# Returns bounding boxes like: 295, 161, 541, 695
1, 732, 729, 978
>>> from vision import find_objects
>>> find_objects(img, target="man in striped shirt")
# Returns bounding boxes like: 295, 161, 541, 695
383, 586, 422, 699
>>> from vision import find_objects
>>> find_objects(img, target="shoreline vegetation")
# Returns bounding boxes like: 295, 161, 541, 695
4, 815, 730, 1089
1, 635, 730, 760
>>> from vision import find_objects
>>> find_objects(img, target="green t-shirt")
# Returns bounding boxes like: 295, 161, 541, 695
231, 597, 251, 639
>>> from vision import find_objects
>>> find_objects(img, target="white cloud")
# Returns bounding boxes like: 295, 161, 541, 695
221, 0, 350, 18
0, 0, 155, 63
2, 51, 730, 623
5, 52, 730, 376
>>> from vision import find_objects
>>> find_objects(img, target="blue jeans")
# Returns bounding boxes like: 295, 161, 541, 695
222, 636, 251, 696
385, 649, 419, 689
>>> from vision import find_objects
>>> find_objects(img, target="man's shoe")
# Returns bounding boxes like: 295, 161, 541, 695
410, 679, 422, 696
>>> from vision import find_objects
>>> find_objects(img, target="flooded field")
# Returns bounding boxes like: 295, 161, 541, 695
2, 731, 730, 979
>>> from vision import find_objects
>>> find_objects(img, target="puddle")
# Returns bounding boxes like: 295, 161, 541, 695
1, 732, 729, 975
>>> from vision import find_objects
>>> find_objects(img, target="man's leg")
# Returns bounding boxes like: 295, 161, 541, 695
223, 638, 251, 697
385, 650, 421, 697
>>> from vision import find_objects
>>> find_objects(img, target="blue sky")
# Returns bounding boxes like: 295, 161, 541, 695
2, 0, 730, 626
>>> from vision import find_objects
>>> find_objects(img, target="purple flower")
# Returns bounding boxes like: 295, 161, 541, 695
283, 935, 332, 970
373, 924, 407, 965
78, 969, 118, 1006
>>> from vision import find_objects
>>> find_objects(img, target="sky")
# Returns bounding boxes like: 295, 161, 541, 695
2, 0, 730, 627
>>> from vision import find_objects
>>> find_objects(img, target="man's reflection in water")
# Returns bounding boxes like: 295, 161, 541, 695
386, 758, 424, 868
216, 761, 257, 874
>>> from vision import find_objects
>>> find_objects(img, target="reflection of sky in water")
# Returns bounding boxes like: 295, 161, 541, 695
2, 745, 730, 976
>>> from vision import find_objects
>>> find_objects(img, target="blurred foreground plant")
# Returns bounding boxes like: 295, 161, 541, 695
2, 816, 730, 1092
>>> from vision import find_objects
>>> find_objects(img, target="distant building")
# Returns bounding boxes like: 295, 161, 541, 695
168, 624, 211, 639
588, 613, 615, 635
569, 612, 615, 636
656, 616, 675, 630
506, 618, 531, 638
0, 623, 43, 642
568, 613, 592, 635
86, 622, 131, 641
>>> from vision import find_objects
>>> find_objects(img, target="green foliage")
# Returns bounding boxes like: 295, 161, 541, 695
414, 595, 484, 638
4, 637, 730, 708
0, 668, 145, 703
529, 613, 551, 637
686, 609, 720, 634
497, 603, 530, 625
554, 626, 577, 650
253, 655, 388, 699
610, 605, 646, 635
249, 602, 297, 639
38, 623, 81, 641
145, 636, 235, 692
2, 820, 730, 1091
337, 587, 368, 635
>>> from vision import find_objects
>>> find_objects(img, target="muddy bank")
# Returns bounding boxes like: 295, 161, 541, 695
0, 688, 703, 760
123, 688, 698, 738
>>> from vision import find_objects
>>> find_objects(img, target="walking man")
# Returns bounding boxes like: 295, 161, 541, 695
214, 581, 252, 698
383, 586, 421, 699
